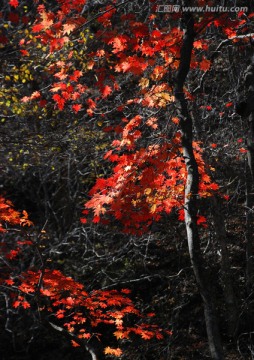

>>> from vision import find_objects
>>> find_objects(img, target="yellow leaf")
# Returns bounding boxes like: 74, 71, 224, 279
139, 77, 149, 89
104, 347, 123, 357
150, 204, 157, 213
144, 188, 152, 195
114, 330, 124, 339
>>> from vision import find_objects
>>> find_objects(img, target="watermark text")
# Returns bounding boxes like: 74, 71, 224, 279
155, 4, 248, 13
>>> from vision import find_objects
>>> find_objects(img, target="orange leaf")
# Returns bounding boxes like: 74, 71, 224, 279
71, 340, 80, 347
104, 347, 123, 357
199, 58, 210, 71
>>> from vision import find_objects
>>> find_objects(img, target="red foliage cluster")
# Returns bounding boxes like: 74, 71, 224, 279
83, 131, 218, 233
0, 195, 168, 355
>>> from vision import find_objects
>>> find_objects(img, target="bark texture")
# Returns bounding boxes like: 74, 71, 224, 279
174, 12, 224, 359
236, 55, 254, 291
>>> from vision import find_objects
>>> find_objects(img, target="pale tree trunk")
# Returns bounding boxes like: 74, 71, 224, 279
174, 12, 224, 359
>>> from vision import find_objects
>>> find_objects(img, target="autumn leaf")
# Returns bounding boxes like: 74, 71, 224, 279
172, 117, 179, 124
114, 330, 126, 339
13, 300, 21, 308
104, 347, 123, 357
239, 147, 247, 153
32, 24, 44, 33
22, 301, 31, 309
71, 340, 80, 347
52, 94, 65, 110
20, 49, 29, 56
5, 279, 14, 285
193, 40, 204, 49
199, 58, 211, 71
9, 0, 19, 8
223, 195, 230, 201
66, 297, 75, 306
72, 104, 82, 113
225, 102, 233, 107
69, 70, 83, 82
140, 330, 153, 340
63, 22, 76, 35
197, 215, 207, 227
108, 35, 129, 53
101, 85, 112, 98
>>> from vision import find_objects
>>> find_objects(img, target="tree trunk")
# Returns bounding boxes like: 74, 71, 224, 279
236, 54, 254, 291
174, 12, 224, 359
245, 112, 254, 291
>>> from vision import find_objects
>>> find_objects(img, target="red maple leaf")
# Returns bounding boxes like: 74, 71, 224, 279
101, 85, 112, 98
9, 0, 19, 8
72, 104, 82, 113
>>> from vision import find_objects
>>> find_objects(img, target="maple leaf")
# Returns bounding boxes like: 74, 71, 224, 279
140, 330, 154, 340
197, 215, 207, 227
71, 340, 80, 347
13, 300, 21, 308
101, 85, 112, 98
40, 289, 52, 296
108, 35, 129, 53
52, 94, 65, 110
97, 6, 116, 24
239, 147, 247, 153
63, 22, 76, 35
178, 209, 185, 221
209, 183, 219, 191
5, 279, 14, 285
199, 58, 211, 71
193, 40, 203, 48
65, 296, 75, 306
32, 24, 44, 33
21, 96, 31, 103
104, 347, 123, 357
72, 104, 82, 113
6, 249, 20, 259
114, 330, 128, 339
172, 117, 179, 124
20, 49, 29, 56
22, 301, 31, 309
56, 310, 65, 319
9, 0, 19, 8
121, 288, 131, 294
69, 70, 83, 82
30, 91, 41, 100
223, 28, 237, 38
